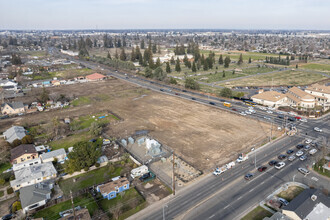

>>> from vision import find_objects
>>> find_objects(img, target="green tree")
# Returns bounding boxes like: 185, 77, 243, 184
120, 47, 127, 61
224, 56, 231, 68
11, 139, 22, 147
140, 39, 145, 49
238, 54, 243, 65
220, 88, 233, 98
248, 57, 252, 63
175, 58, 181, 72
169, 78, 177, 84
185, 78, 200, 90
218, 55, 223, 65
154, 67, 167, 81
90, 122, 102, 136
85, 38, 93, 48
166, 62, 171, 73
192, 62, 197, 72
296, 64, 298, 69
11, 54, 22, 65
145, 67, 153, 78
222, 70, 225, 78
115, 49, 119, 59
155, 57, 161, 68
107, 51, 111, 59
130, 47, 135, 62
39, 87, 49, 104
170, 56, 175, 64
21, 135, 33, 144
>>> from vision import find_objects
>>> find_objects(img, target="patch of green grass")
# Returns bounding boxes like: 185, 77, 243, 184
119, 201, 147, 220
241, 206, 272, 220
70, 114, 110, 131
33, 193, 97, 219
0, 190, 4, 197
277, 186, 305, 202
313, 158, 330, 178
71, 97, 91, 107
48, 132, 92, 150
0, 163, 12, 173
59, 166, 122, 196
302, 63, 330, 72
196, 71, 245, 83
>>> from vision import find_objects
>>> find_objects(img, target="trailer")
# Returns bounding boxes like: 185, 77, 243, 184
236, 153, 248, 163
130, 165, 149, 178
213, 166, 227, 176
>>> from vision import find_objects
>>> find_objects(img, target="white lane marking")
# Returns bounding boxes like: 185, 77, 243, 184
224, 204, 231, 209
249, 188, 255, 192
237, 196, 242, 201
311, 177, 318, 181
209, 214, 215, 219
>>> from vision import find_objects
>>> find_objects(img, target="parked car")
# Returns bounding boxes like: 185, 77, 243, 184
296, 150, 304, 157
258, 166, 267, 172
278, 154, 287, 160
288, 155, 296, 161
286, 149, 294, 154
209, 102, 215, 105
244, 173, 254, 180
309, 149, 317, 155
304, 145, 311, 151
300, 155, 308, 161
278, 198, 289, 206
305, 139, 312, 144
268, 160, 278, 166
139, 172, 151, 182
1, 214, 13, 220
275, 162, 285, 169
298, 167, 310, 175
296, 144, 304, 149
314, 127, 322, 132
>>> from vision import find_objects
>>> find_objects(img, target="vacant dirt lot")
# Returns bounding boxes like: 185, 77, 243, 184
1, 78, 275, 171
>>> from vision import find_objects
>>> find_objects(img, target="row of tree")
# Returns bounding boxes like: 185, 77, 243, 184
265, 56, 290, 65
93, 56, 136, 71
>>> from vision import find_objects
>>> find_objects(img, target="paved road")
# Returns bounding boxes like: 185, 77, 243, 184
51, 48, 330, 220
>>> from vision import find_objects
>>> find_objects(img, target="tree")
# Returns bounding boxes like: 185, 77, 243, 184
218, 55, 223, 65
154, 67, 167, 81
115, 49, 119, 59
220, 88, 233, 98
130, 47, 135, 62
169, 78, 177, 84
85, 38, 93, 48
140, 39, 145, 49
145, 67, 153, 78
238, 54, 243, 65
175, 58, 181, 72
39, 87, 49, 104
90, 122, 102, 136
222, 70, 225, 78
166, 62, 171, 73
155, 57, 161, 68
296, 64, 298, 69
11, 139, 22, 148
21, 135, 33, 144
185, 78, 200, 90
107, 51, 111, 59
170, 56, 175, 64
192, 62, 197, 72
224, 56, 231, 68
120, 48, 126, 61
11, 54, 22, 65
248, 57, 252, 64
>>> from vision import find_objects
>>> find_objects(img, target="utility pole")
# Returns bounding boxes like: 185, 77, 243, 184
70, 190, 76, 219
172, 152, 175, 195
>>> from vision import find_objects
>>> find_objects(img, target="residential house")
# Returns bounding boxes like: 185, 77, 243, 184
60, 208, 91, 220
0, 79, 18, 90
251, 91, 287, 108
305, 83, 330, 110
13, 158, 42, 171
40, 148, 66, 163
35, 145, 47, 154
282, 188, 330, 220
286, 87, 316, 109
51, 80, 60, 86
3, 126, 27, 144
1, 102, 26, 115
86, 73, 106, 81
10, 162, 57, 191
19, 180, 53, 214
96, 177, 130, 200
10, 144, 38, 165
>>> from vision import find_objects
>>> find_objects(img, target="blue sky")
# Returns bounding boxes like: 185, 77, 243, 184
0, 0, 329, 30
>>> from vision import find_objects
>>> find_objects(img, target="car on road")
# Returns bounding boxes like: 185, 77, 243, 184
278, 154, 287, 160
294, 116, 302, 120
269, 160, 278, 166
309, 149, 317, 155
0, 115, 9, 119
182, 90, 187, 92
266, 110, 273, 114
314, 127, 322, 132
296, 150, 304, 157
298, 167, 310, 175
278, 115, 284, 119
305, 139, 312, 144
160, 89, 164, 91
296, 144, 304, 149
175, 93, 179, 95
275, 162, 285, 169
244, 173, 254, 180
209, 102, 215, 105
240, 112, 247, 116
300, 155, 307, 161
300, 118, 307, 122
288, 155, 296, 161
258, 166, 267, 172
264, 116, 271, 120
232, 108, 237, 111
278, 198, 289, 206
288, 117, 296, 122
286, 149, 294, 154
191, 97, 196, 100
245, 111, 252, 115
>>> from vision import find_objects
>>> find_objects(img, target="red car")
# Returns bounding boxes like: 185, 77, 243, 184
258, 166, 267, 172
295, 116, 302, 120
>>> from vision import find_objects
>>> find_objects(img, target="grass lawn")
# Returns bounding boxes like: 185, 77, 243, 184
241, 206, 272, 220
0, 191, 4, 197
99, 187, 145, 219
48, 132, 93, 150
49, 68, 95, 79
59, 166, 122, 196
33, 193, 98, 219
301, 63, 330, 72
0, 163, 12, 173
277, 186, 305, 202
313, 158, 330, 178
220, 70, 328, 87
195, 71, 245, 83
70, 113, 111, 131
71, 96, 91, 107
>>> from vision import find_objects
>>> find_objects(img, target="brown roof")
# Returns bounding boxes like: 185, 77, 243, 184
61, 208, 91, 220
11, 144, 37, 161
288, 87, 314, 100
252, 91, 286, 102
98, 178, 129, 194
86, 73, 106, 80
305, 83, 330, 94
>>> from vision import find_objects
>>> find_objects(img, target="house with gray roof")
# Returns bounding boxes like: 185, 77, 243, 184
10, 162, 57, 191
40, 148, 66, 163
1, 101, 26, 115
20, 180, 53, 214
282, 188, 330, 220
3, 126, 26, 144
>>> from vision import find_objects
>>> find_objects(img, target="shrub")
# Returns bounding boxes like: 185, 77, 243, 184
11, 139, 22, 148
21, 135, 34, 144
95, 162, 100, 167
7, 187, 13, 194
84, 167, 89, 172
0, 178, 5, 185
121, 204, 131, 213
12, 201, 22, 212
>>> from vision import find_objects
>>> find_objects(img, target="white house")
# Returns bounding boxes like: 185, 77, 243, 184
40, 148, 66, 163
13, 158, 42, 171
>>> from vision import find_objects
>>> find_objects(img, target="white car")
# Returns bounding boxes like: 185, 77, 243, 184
314, 127, 322, 132
264, 116, 271, 120
300, 118, 307, 122
309, 149, 317, 155
249, 109, 256, 113
305, 139, 312, 144
275, 162, 285, 169
288, 155, 296, 161
240, 112, 247, 116
298, 167, 310, 175
266, 110, 273, 114
296, 150, 304, 157
245, 111, 252, 115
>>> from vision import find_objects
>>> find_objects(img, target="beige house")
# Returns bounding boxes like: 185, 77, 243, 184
286, 87, 316, 109
305, 83, 330, 110
1, 102, 26, 115
251, 91, 287, 108
11, 144, 38, 165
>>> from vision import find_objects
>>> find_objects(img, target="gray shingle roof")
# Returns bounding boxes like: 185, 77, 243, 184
40, 148, 66, 161
19, 181, 53, 209
3, 126, 26, 144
